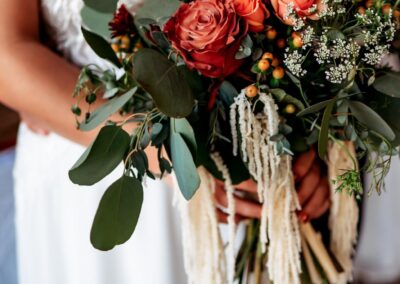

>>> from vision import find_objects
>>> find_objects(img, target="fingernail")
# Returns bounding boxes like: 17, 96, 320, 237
297, 211, 309, 223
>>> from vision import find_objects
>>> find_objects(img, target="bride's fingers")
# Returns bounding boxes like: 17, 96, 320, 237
216, 209, 243, 224
301, 178, 331, 220
234, 179, 258, 193
215, 184, 262, 219
296, 164, 321, 206
215, 178, 258, 193
292, 148, 316, 182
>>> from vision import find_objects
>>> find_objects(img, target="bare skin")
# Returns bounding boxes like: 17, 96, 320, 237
0, 0, 329, 223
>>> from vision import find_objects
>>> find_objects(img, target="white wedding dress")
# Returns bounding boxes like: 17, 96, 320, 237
13, 1, 186, 284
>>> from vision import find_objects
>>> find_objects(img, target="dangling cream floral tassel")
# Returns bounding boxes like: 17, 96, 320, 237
230, 89, 302, 284
174, 167, 227, 284
327, 141, 359, 282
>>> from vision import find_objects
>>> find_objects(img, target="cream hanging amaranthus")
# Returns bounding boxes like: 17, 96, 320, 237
230, 88, 302, 284
175, 87, 360, 284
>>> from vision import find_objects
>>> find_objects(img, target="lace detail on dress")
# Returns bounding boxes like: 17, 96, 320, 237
40, 0, 143, 69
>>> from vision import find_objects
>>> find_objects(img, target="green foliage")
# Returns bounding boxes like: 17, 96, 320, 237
81, 27, 122, 68
132, 48, 195, 117
170, 125, 200, 200
79, 87, 137, 131
83, 0, 118, 13
373, 71, 400, 98
318, 101, 334, 159
69, 125, 130, 185
348, 101, 395, 141
136, 0, 181, 19
90, 175, 143, 250
332, 169, 363, 200
81, 6, 113, 39
173, 118, 197, 157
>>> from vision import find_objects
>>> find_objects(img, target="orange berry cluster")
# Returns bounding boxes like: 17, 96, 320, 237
257, 52, 285, 80
265, 27, 286, 49
358, 1, 400, 18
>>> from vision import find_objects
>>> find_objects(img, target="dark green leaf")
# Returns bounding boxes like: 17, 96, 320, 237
348, 101, 395, 141
80, 88, 137, 131
170, 133, 200, 200
297, 99, 335, 117
373, 72, 400, 98
132, 150, 148, 177
69, 125, 130, 185
81, 27, 122, 68
83, 0, 118, 13
81, 6, 113, 39
132, 48, 194, 117
318, 100, 334, 159
90, 175, 143, 250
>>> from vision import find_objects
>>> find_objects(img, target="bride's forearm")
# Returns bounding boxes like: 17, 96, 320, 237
0, 40, 97, 146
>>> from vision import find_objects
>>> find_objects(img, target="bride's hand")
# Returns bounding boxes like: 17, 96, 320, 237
20, 112, 50, 136
293, 148, 331, 222
215, 148, 331, 223
215, 178, 261, 223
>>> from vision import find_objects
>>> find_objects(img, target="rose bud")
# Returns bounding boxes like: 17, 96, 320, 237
270, 0, 326, 25
233, 0, 270, 32
164, 0, 248, 78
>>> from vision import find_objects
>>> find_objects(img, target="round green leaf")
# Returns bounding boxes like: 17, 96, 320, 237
90, 175, 143, 251
170, 132, 200, 200
132, 48, 194, 117
83, 0, 118, 13
81, 6, 113, 39
81, 27, 122, 68
69, 125, 130, 185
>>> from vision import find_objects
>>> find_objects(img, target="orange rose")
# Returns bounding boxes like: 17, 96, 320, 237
233, 0, 270, 32
164, 0, 248, 78
271, 0, 325, 25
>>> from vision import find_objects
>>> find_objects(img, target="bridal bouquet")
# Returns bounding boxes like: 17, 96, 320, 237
70, 0, 400, 283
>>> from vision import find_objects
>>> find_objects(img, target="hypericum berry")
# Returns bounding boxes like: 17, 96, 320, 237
262, 52, 274, 61
111, 43, 120, 53
272, 67, 285, 80
266, 28, 277, 40
365, 0, 373, 8
382, 3, 392, 15
277, 38, 286, 49
120, 35, 130, 49
293, 36, 303, 48
258, 59, 270, 71
394, 9, 400, 18
246, 85, 259, 98
271, 57, 280, 67
284, 104, 296, 114
358, 7, 366, 14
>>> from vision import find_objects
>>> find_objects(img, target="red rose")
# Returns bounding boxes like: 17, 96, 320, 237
163, 0, 248, 78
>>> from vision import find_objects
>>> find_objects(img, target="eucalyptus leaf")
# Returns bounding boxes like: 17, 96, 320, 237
90, 175, 143, 251
297, 99, 335, 117
132, 48, 194, 117
103, 87, 120, 99
81, 27, 122, 68
373, 72, 400, 98
170, 132, 200, 200
69, 125, 130, 185
318, 100, 334, 159
81, 6, 113, 39
348, 101, 395, 141
171, 118, 197, 156
136, 0, 181, 19
80, 87, 137, 131
83, 0, 118, 13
